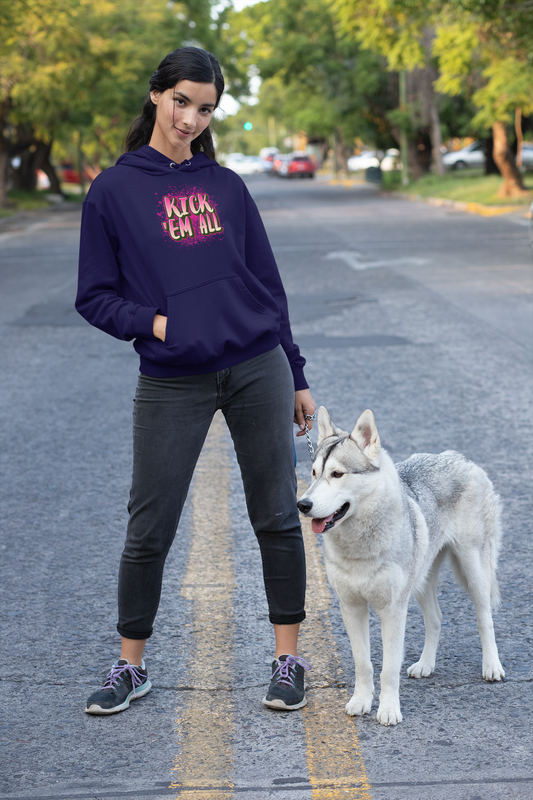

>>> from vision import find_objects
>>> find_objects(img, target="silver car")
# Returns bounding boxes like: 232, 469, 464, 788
442, 141, 486, 169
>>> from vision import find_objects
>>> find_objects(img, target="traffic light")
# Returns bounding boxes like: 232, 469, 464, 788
243, 122, 253, 131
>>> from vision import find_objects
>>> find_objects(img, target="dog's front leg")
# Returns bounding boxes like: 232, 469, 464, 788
376, 604, 408, 726
340, 600, 374, 716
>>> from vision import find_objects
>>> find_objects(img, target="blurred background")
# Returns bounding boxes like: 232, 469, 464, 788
1, 0, 532, 214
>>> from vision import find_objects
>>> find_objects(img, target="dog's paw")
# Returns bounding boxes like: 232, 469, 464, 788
345, 694, 372, 717
407, 660, 434, 679
376, 704, 402, 726
482, 660, 505, 681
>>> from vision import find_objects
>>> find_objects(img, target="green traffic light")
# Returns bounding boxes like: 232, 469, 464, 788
243, 122, 253, 131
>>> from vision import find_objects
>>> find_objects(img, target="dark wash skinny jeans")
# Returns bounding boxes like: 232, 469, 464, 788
117, 345, 306, 640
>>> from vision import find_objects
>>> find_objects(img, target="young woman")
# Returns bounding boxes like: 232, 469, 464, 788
77, 46, 316, 715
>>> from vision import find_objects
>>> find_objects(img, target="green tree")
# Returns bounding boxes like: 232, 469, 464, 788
333, 0, 533, 196
433, 2, 533, 196
223, 0, 397, 173
0, 0, 235, 206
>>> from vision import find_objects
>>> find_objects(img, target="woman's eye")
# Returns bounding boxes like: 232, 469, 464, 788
332, 471, 344, 479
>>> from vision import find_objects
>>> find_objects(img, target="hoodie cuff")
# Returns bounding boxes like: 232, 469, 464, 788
291, 365, 309, 391
129, 306, 160, 340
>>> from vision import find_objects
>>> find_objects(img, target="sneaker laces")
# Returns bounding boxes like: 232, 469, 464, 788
100, 661, 146, 698
272, 655, 312, 687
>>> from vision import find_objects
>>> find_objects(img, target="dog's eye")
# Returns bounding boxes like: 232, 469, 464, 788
332, 471, 344, 479
311, 469, 316, 478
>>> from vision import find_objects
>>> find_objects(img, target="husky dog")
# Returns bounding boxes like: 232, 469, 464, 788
297, 407, 504, 726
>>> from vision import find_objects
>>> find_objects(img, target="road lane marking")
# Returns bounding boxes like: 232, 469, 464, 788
298, 479, 372, 800
170, 412, 235, 799
325, 250, 430, 270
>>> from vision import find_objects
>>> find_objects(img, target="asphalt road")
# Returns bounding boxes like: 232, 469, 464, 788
0, 175, 532, 800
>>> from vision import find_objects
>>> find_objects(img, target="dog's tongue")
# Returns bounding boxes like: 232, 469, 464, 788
312, 513, 335, 534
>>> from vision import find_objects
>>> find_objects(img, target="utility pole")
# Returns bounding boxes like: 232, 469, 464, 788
268, 116, 276, 148
399, 71, 409, 186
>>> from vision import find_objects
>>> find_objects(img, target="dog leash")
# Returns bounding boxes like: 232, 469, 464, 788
304, 413, 316, 460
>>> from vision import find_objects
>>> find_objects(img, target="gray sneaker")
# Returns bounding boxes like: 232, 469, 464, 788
262, 654, 311, 710
85, 659, 151, 715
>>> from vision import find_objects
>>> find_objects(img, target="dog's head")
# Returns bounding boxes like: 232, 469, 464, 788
297, 406, 381, 534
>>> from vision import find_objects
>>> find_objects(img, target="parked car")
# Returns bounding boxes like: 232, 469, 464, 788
520, 142, 533, 169
271, 153, 291, 175
347, 150, 380, 172
442, 141, 486, 169
380, 148, 401, 171
225, 153, 270, 174
275, 152, 316, 178
57, 162, 81, 183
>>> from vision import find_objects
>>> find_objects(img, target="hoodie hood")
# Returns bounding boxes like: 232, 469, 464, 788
116, 145, 218, 176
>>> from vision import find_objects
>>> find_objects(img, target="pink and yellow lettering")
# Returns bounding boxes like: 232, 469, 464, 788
211, 210, 223, 232
161, 219, 182, 240
179, 198, 189, 216
197, 194, 214, 214
198, 214, 208, 235
179, 216, 195, 239
188, 194, 200, 215
163, 196, 182, 219
206, 214, 216, 234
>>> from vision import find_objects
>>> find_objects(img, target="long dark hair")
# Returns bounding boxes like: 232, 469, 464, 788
125, 47, 224, 159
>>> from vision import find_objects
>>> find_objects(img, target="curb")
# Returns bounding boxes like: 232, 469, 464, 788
383, 191, 531, 218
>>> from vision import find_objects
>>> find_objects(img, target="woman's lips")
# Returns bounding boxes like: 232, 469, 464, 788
175, 127, 193, 139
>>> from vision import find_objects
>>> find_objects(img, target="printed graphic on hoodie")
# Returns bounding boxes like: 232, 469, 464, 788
158, 190, 224, 244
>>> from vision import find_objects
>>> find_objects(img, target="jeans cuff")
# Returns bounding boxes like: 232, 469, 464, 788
117, 624, 153, 640
269, 611, 306, 625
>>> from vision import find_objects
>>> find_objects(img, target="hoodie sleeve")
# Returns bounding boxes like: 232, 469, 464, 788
75, 199, 159, 341
243, 194, 308, 391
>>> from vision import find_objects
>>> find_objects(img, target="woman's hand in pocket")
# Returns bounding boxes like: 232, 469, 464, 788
153, 314, 167, 342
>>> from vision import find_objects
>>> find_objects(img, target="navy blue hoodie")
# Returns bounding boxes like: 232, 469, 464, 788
76, 145, 308, 389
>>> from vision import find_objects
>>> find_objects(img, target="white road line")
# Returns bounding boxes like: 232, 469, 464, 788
325, 250, 431, 270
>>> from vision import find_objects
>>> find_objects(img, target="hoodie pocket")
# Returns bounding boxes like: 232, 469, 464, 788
159, 275, 277, 364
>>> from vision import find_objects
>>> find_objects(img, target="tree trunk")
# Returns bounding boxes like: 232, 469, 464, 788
492, 121, 530, 198
34, 140, 64, 195
334, 127, 348, 176
421, 28, 445, 175
484, 134, 500, 174
0, 145, 9, 208
0, 101, 11, 207
429, 99, 444, 175
515, 108, 523, 168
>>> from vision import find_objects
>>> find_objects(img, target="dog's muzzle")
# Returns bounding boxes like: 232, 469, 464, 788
297, 500, 350, 534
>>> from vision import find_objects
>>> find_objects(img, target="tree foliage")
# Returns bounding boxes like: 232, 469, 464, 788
0, 0, 237, 203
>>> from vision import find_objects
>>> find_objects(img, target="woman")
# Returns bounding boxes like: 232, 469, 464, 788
77, 46, 316, 715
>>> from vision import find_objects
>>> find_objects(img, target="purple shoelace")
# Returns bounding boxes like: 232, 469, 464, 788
100, 662, 146, 697
272, 655, 312, 686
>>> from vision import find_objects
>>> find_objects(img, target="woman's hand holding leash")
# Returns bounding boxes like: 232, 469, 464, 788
294, 389, 316, 437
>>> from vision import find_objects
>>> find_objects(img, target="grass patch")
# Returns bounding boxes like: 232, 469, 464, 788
0, 187, 83, 219
383, 170, 533, 205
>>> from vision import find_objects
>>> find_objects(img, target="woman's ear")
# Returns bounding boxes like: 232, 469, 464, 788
150, 90, 160, 105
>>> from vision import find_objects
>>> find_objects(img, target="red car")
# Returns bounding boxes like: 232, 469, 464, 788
283, 152, 316, 178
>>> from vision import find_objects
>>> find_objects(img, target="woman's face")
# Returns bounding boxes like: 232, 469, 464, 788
149, 79, 218, 161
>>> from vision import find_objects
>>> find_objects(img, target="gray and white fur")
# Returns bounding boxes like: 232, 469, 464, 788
297, 407, 504, 726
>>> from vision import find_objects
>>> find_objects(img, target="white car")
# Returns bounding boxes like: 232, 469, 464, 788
347, 151, 380, 172
225, 153, 270, 174
380, 148, 401, 171
442, 141, 485, 169
347, 148, 400, 173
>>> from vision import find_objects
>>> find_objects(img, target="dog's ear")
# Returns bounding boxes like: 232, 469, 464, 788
351, 410, 380, 462
317, 406, 344, 444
